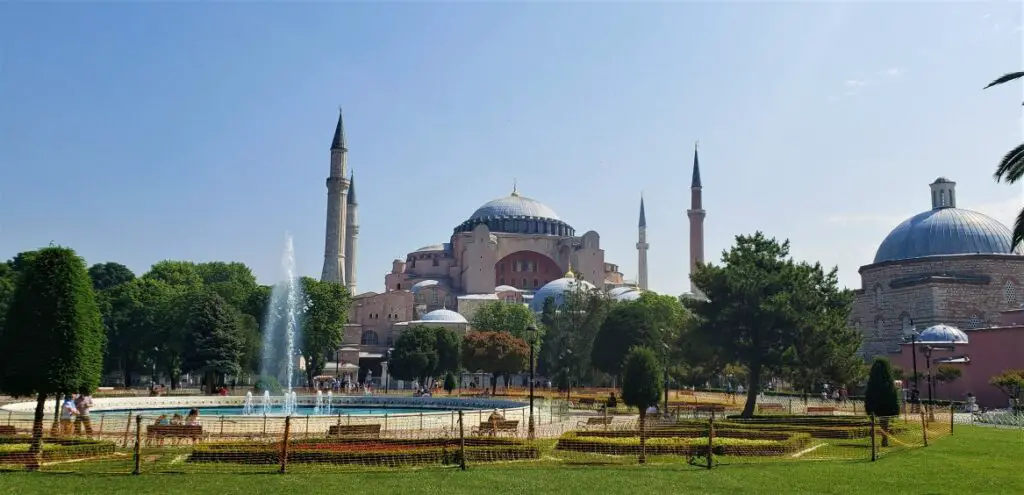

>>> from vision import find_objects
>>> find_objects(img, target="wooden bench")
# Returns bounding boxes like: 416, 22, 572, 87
806, 406, 836, 415
0, 425, 15, 436
577, 416, 613, 428
146, 424, 202, 445
327, 424, 382, 438
758, 403, 785, 413
472, 420, 519, 437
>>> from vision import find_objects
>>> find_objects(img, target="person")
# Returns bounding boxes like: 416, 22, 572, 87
645, 405, 659, 416
60, 394, 78, 435
488, 410, 505, 422
966, 393, 978, 414
185, 408, 201, 426
153, 414, 170, 426
73, 391, 93, 436
910, 388, 921, 413
170, 413, 184, 426
606, 392, 618, 409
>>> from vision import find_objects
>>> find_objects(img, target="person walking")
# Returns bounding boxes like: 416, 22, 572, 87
60, 395, 78, 436
73, 391, 93, 436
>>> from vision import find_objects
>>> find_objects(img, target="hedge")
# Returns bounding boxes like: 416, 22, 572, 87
0, 437, 116, 464
555, 431, 810, 457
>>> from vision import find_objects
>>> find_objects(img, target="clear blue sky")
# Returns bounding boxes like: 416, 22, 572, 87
1, 2, 1022, 294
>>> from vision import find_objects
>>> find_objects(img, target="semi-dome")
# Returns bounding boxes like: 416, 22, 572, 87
420, 308, 468, 323
918, 324, 969, 343
410, 280, 440, 294
529, 271, 596, 312
873, 208, 1022, 263
454, 186, 575, 236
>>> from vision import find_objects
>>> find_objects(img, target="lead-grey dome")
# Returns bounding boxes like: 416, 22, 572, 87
420, 308, 468, 323
529, 274, 596, 312
873, 208, 1024, 263
918, 324, 969, 343
454, 188, 575, 236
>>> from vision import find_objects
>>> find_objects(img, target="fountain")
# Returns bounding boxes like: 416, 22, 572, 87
258, 233, 306, 416
262, 391, 271, 415
313, 390, 324, 414
243, 391, 255, 415
326, 391, 334, 415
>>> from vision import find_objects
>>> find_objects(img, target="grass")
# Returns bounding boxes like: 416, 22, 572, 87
0, 426, 1021, 494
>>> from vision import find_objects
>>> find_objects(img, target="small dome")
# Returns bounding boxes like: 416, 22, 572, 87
420, 309, 468, 323
413, 244, 448, 253
918, 324, 969, 343
873, 208, 1023, 263
613, 288, 642, 302
494, 285, 519, 293
410, 280, 440, 294
608, 287, 637, 297
529, 275, 596, 312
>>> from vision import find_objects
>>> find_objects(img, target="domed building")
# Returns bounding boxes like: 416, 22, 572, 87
851, 177, 1024, 357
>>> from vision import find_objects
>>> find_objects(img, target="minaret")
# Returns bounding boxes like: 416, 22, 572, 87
686, 141, 706, 295
321, 109, 350, 284
636, 194, 649, 290
344, 172, 359, 294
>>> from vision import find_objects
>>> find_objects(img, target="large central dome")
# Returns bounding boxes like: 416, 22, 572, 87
873, 178, 1023, 263
454, 186, 575, 236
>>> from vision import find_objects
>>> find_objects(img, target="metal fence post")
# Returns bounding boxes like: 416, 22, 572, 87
949, 405, 954, 434
458, 410, 467, 471
869, 415, 877, 461
280, 416, 291, 474
707, 411, 715, 470
132, 415, 142, 475
920, 408, 929, 447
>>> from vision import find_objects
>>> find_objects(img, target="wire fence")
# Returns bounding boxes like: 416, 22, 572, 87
0, 398, 967, 474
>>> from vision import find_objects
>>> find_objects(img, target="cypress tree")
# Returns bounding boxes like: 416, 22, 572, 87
864, 357, 900, 447
621, 346, 663, 464
0, 247, 105, 469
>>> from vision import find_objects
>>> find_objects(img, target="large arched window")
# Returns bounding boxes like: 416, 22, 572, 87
1005, 281, 1017, 306
360, 330, 379, 346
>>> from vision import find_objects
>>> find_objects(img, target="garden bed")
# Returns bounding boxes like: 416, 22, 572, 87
0, 437, 116, 464
188, 437, 539, 466
554, 431, 810, 457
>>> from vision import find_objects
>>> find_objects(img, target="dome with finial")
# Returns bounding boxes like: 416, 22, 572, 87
420, 308, 468, 324
529, 264, 596, 312
454, 183, 575, 236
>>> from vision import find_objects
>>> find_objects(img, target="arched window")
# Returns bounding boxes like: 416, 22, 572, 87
901, 314, 913, 336
874, 285, 883, 309
1005, 281, 1017, 306
966, 314, 984, 330
361, 330, 379, 346
874, 316, 884, 337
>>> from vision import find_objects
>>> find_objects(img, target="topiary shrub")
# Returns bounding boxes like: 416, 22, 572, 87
864, 357, 900, 446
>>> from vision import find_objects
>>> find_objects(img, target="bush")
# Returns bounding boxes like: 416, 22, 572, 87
555, 431, 810, 456
254, 375, 283, 394
0, 438, 115, 464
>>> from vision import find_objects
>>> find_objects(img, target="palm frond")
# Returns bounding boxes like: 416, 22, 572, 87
1012, 207, 1024, 251
984, 72, 1024, 89
994, 142, 1024, 184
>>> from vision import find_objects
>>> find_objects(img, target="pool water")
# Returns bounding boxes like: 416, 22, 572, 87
98, 406, 440, 417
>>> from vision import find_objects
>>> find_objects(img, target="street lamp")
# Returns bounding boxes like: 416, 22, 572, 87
920, 343, 955, 420
527, 324, 537, 440
908, 320, 920, 390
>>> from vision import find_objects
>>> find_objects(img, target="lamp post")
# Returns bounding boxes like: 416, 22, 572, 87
527, 324, 537, 440
909, 320, 919, 390
661, 341, 670, 415
336, 348, 341, 378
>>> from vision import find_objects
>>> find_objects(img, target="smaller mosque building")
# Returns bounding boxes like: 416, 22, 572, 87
851, 177, 1024, 358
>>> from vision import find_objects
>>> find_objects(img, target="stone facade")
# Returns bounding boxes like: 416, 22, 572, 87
851, 254, 1024, 357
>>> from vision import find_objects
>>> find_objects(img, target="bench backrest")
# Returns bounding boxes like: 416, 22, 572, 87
328, 424, 382, 435
478, 420, 519, 430
147, 425, 202, 435
587, 417, 613, 424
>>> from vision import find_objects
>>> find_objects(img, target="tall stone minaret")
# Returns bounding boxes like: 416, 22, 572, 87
686, 142, 706, 295
321, 109, 350, 284
636, 194, 649, 290
344, 172, 359, 294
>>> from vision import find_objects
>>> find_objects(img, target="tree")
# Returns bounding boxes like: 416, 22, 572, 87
621, 346, 663, 464
181, 290, 244, 392
299, 277, 350, 385
389, 325, 441, 385
143, 260, 204, 287
103, 278, 182, 386
989, 369, 1024, 409
470, 301, 538, 339
538, 280, 610, 391
444, 372, 457, 395
0, 247, 106, 468
934, 365, 963, 400
593, 293, 687, 378
462, 331, 529, 394
985, 72, 1024, 247
87, 262, 136, 292
0, 251, 39, 332
687, 232, 857, 417
864, 357, 900, 447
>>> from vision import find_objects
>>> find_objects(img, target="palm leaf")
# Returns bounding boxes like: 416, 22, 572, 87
994, 142, 1024, 184
1012, 207, 1024, 251
984, 72, 1024, 89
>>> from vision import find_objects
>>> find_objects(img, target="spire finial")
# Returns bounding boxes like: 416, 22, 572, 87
565, 260, 575, 279
511, 179, 519, 197
638, 193, 647, 228
331, 107, 347, 151
695, 139, 699, 151
691, 141, 702, 188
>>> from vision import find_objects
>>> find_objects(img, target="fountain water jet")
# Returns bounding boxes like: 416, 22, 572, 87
259, 233, 306, 414
243, 391, 255, 415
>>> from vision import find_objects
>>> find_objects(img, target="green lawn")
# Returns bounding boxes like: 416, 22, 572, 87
1, 426, 1021, 495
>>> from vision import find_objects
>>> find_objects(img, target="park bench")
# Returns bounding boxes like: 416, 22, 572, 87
758, 403, 785, 413
577, 416, 613, 428
806, 406, 836, 415
327, 424, 382, 438
0, 425, 16, 436
472, 420, 519, 437
146, 424, 202, 445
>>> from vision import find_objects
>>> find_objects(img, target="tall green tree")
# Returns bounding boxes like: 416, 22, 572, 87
144, 260, 204, 286
688, 232, 857, 417
462, 331, 529, 394
0, 247, 106, 466
103, 278, 182, 386
985, 72, 1024, 247
87, 262, 136, 291
470, 301, 538, 339
538, 279, 610, 390
299, 277, 351, 385
934, 364, 963, 401
593, 292, 687, 377
181, 290, 244, 392
389, 325, 461, 385
0, 251, 39, 332
621, 346, 663, 464
864, 357, 900, 446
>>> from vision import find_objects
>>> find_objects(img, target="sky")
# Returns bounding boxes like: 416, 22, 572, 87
1, 2, 1023, 295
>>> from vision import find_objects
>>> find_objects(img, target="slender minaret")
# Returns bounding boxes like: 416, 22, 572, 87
636, 194, 649, 290
686, 141, 706, 295
344, 172, 359, 294
321, 109, 350, 284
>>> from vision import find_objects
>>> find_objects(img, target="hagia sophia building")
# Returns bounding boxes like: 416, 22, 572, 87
320, 111, 708, 379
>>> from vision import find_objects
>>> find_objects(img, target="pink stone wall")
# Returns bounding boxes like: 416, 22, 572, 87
891, 326, 1024, 408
